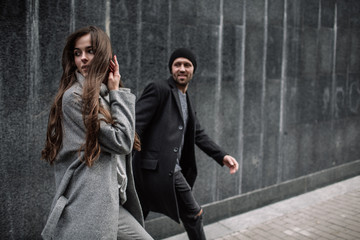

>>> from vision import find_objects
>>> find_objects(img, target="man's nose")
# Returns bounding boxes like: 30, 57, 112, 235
179, 65, 185, 71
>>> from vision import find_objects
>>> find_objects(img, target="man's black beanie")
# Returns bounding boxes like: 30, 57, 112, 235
168, 48, 197, 74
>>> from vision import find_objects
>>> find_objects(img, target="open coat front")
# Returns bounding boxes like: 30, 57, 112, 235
133, 77, 227, 223
42, 76, 144, 240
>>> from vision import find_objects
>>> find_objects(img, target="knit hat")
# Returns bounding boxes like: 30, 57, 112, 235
168, 48, 197, 74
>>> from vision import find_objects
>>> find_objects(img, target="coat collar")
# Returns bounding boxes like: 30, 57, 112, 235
75, 71, 109, 97
75, 71, 85, 85
167, 77, 183, 120
167, 76, 178, 90
167, 77, 195, 122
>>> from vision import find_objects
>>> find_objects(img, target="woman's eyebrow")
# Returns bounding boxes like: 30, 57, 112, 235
74, 46, 93, 50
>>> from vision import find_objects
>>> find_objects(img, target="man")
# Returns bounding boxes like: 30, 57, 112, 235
133, 48, 238, 240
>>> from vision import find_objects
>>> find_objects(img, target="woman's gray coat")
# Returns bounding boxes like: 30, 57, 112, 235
42, 74, 144, 240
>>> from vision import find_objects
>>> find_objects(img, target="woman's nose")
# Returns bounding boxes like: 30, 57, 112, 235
81, 53, 88, 62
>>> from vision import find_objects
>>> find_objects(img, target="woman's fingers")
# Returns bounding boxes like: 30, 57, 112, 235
109, 56, 119, 73
113, 55, 121, 79
107, 55, 120, 91
114, 55, 119, 67
109, 60, 115, 72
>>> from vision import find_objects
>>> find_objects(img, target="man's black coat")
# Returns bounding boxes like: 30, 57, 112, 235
133, 77, 227, 223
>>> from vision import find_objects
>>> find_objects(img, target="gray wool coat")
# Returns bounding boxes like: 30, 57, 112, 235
42, 73, 144, 240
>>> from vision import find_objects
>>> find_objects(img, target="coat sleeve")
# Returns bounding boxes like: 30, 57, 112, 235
194, 114, 227, 166
135, 82, 160, 140
62, 88, 136, 155
98, 89, 136, 155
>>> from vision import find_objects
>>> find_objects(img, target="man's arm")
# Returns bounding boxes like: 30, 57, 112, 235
135, 82, 160, 140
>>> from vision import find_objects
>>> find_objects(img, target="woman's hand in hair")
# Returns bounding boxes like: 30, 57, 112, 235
108, 55, 121, 91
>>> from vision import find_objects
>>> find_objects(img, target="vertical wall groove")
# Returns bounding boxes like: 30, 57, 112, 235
238, 0, 247, 194
70, 0, 75, 32
278, 0, 288, 183
331, 1, 338, 129
105, 0, 111, 37
25, 0, 40, 236
260, 0, 269, 187
167, 1, 172, 58
213, 0, 224, 200
318, 0, 322, 28
136, 0, 143, 96
27, 0, 40, 148
214, 0, 224, 143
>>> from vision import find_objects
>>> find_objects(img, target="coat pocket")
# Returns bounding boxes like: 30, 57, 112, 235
141, 159, 159, 170
41, 196, 68, 240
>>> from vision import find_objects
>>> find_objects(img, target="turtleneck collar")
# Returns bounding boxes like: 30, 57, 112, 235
75, 71, 85, 85
75, 71, 109, 97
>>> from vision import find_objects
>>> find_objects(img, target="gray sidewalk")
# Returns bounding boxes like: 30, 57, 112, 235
164, 175, 360, 240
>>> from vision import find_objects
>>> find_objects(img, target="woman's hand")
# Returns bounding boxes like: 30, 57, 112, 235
108, 55, 121, 91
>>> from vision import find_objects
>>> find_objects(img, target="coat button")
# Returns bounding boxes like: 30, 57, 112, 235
173, 147, 179, 153
178, 125, 183, 130
169, 171, 173, 177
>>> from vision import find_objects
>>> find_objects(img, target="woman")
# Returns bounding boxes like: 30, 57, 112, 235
41, 26, 152, 240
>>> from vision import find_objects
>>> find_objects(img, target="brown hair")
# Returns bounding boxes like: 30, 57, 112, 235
41, 26, 140, 166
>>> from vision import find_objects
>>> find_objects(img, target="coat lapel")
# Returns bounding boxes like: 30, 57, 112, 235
168, 77, 184, 120
186, 91, 196, 123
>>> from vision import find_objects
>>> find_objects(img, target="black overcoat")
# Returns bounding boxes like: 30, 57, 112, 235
133, 77, 227, 223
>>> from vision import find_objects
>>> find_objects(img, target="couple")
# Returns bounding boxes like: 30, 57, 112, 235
41, 26, 238, 240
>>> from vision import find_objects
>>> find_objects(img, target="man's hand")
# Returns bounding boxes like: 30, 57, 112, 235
223, 155, 239, 174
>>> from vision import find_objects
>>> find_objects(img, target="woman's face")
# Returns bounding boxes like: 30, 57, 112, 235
74, 33, 94, 77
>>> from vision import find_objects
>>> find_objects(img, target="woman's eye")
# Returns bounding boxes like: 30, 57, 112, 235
88, 49, 94, 54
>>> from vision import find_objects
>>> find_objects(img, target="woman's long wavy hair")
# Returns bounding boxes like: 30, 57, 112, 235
41, 26, 140, 166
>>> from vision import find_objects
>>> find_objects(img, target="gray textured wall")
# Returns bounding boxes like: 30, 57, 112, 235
1, 0, 360, 239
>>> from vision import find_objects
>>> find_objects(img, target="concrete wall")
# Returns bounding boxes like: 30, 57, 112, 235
1, 0, 360, 239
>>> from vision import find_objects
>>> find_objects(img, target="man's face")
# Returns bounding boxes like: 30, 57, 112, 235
171, 57, 194, 90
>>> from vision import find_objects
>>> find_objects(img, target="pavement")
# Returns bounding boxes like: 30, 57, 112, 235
163, 175, 360, 240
